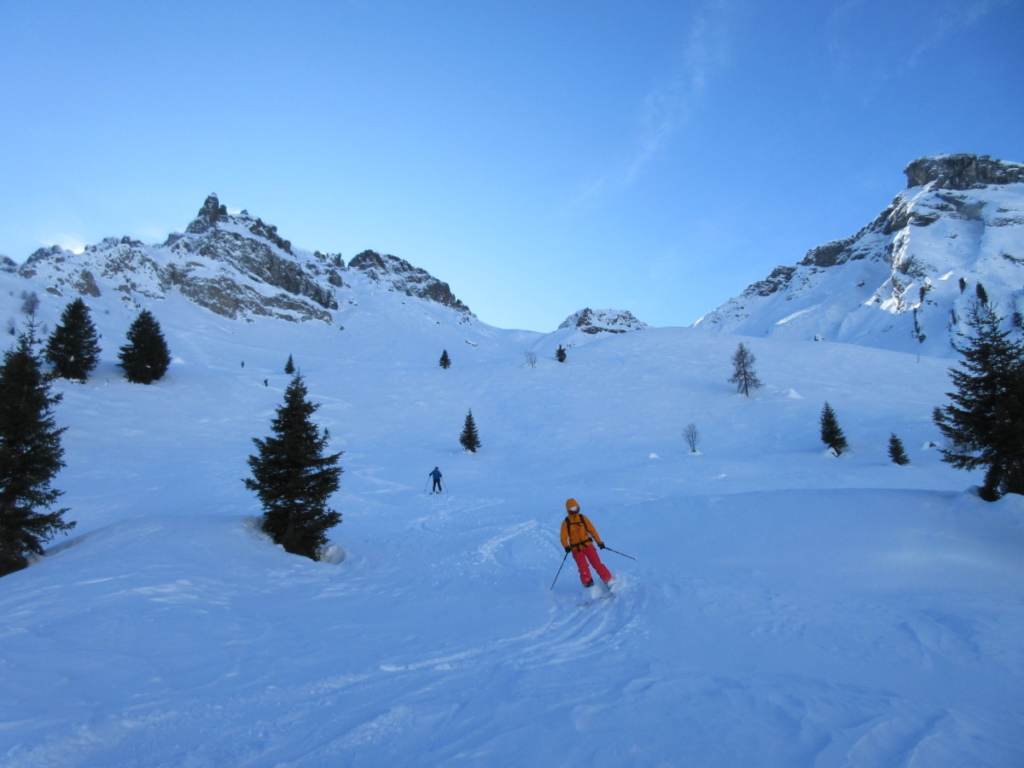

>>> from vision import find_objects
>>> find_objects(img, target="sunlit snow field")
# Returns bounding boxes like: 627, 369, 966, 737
1, 290, 1022, 767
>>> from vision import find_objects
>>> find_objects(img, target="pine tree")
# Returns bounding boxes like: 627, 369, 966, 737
439, 350, 451, 369
819, 401, 848, 456
728, 342, 762, 396
45, 298, 102, 382
933, 300, 1024, 500
976, 282, 989, 305
0, 330, 75, 576
118, 310, 171, 384
244, 373, 343, 560
284, 354, 295, 374
888, 433, 910, 465
556, 345, 567, 363
460, 409, 481, 453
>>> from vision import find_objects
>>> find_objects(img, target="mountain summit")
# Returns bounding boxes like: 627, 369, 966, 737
694, 154, 1024, 356
14, 194, 473, 325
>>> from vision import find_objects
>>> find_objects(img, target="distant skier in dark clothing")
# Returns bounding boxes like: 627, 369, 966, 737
560, 498, 612, 587
429, 467, 443, 493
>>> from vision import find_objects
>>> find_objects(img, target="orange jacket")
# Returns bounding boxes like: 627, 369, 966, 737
560, 513, 603, 551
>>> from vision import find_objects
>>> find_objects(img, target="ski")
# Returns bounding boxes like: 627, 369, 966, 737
577, 593, 614, 608
577, 585, 615, 608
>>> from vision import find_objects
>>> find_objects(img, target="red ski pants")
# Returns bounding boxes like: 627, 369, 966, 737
572, 545, 612, 585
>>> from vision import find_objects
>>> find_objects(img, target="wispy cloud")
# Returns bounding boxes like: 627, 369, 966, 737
907, 0, 1006, 67
569, 0, 738, 211
625, 1, 734, 184
828, 0, 1009, 72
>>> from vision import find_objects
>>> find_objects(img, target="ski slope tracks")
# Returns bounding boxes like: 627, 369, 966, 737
0, 287, 1022, 767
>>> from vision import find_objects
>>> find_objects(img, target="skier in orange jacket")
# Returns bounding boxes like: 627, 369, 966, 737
560, 498, 612, 588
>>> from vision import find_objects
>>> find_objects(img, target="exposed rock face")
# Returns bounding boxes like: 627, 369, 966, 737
904, 154, 1024, 191
695, 154, 1024, 356
558, 308, 649, 334
165, 198, 337, 320
185, 194, 228, 234
0, 255, 16, 273
349, 250, 471, 314
12, 194, 473, 325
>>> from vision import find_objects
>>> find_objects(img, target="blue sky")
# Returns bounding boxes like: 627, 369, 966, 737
2, 0, 1021, 332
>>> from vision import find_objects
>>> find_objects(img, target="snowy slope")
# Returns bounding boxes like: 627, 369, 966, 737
1, 285, 1022, 767
695, 154, 1024, 357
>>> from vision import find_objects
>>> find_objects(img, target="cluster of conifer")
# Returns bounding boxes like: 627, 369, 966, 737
729, 330, 1023, 499
0, 301, 171, 576
42, 298, 172, 385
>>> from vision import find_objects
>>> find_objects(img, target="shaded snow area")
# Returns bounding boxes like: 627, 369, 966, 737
1, 294, 1022, 767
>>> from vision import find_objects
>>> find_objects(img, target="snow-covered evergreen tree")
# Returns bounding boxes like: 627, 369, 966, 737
888, 433, 909, 465
244, 372, 343, 560
439, 350, 451, 369
933, 300, 1024, 500
460, 409, 481, 453
0, 328, 75, 576
118, 309, 171, 384
45, 298, 102, 382
819, 402, 848, 456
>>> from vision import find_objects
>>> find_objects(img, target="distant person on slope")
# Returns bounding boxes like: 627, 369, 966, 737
429, 467, 443, 493
560, 498, 612, 588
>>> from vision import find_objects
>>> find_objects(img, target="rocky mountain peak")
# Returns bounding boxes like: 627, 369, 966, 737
185, 194, 228, 234
558, 308, 648, 334
904, 154, 1024, 191
695, 154, 1024, 356
11, 196, 475, 327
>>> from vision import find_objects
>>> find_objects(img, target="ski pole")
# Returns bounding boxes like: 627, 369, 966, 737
550, 552, 569, 590
603, 546, 637, 561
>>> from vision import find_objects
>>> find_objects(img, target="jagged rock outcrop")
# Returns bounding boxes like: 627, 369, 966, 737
558, 308, 649, 334
10, 194, 473, 325
0, 255, 16, 274
694, 154, 1024, 356
164, 195, 338, 320
349, 250, 471, 314
185, 195, 228, 234
904, 154, 1024, 191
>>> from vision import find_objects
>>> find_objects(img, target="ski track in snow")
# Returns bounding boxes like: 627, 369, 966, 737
4, 488, 1023, 768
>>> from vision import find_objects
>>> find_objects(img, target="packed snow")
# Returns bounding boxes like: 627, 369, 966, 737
1, 288, 1022, 767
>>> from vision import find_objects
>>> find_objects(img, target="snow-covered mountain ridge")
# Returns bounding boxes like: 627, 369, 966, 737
557, 308, 649, 334
12, 194, 473, 327
695, 154, 1024, 356
6, 193, 647, 338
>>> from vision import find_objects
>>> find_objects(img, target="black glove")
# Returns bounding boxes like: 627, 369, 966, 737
598, 542, 606, 549
564, 546, 571, 553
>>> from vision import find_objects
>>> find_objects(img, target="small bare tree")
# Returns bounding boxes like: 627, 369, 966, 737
524, 351, 538, 368
683, 423, 701, 453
